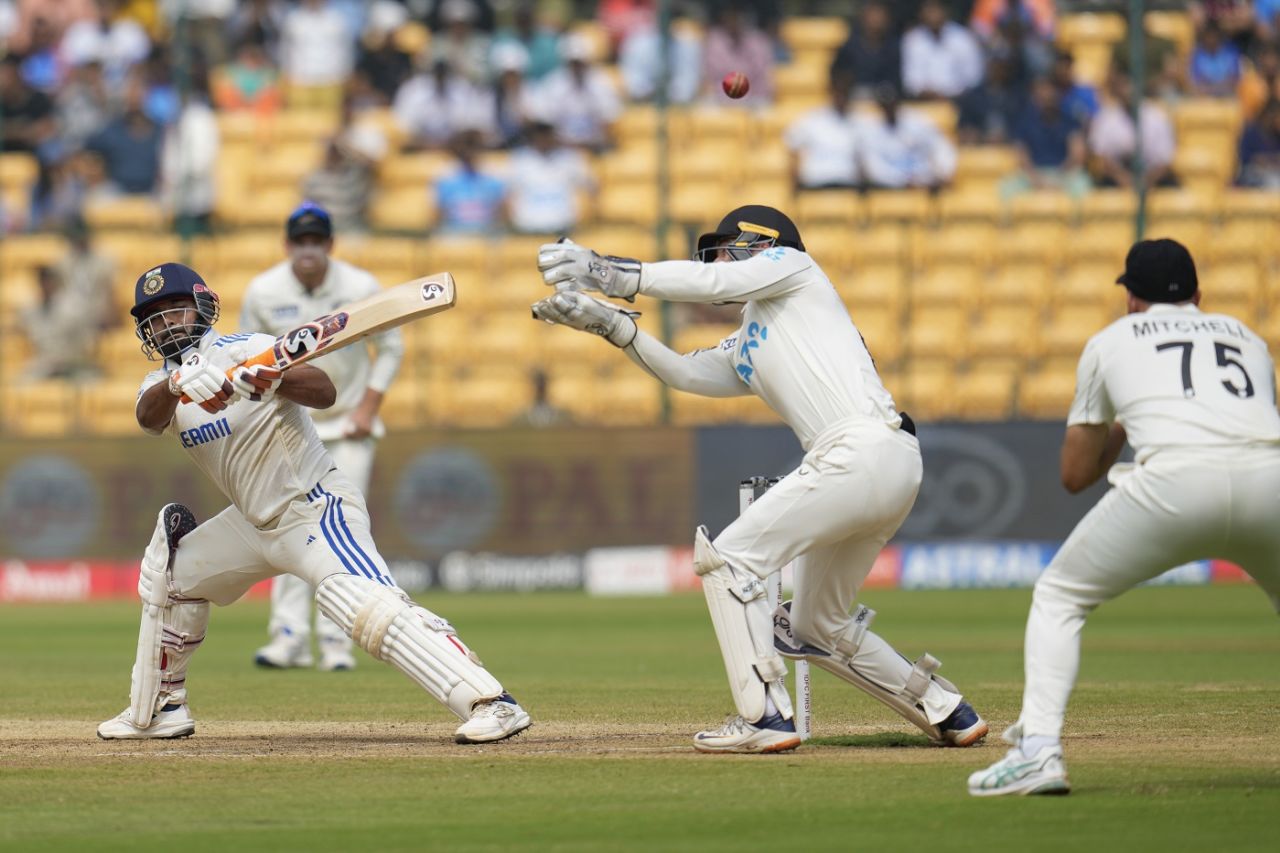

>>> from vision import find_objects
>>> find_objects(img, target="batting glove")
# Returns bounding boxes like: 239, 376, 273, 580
537, 238, 641, 300
531, 291, 639, 348
231, 363, 284, 403
171, 352, 234, 413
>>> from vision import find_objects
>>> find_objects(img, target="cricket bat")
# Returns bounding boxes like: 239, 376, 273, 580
181, 272, 455, 404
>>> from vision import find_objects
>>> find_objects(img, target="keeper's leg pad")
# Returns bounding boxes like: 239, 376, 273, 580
773, 600, 956, 742
315, 574, 504, 720
129, 504, 208, 727
695, 526, 794, 724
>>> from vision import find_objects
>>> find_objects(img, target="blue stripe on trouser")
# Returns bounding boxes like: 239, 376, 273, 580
317, 486, 389, 585
318, 494, 370, 579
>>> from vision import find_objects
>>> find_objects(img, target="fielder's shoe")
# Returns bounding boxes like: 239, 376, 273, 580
97, 703, 195, 740
968, 744, 1071, 797
937, 700, 989, 747
317, 649, 357, 672
693, 710, 802, 754
454, 693, 532, 744
254, 634, 314, 669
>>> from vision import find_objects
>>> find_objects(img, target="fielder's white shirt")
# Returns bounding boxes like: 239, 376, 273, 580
1069, 303, 1280, 453
628, 249, 900, 450
240, 259, 404, 441
138, 330, 334, 528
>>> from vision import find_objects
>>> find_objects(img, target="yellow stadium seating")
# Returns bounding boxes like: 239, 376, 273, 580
910, 266, 981, 312
781, 17, 849, 53
669, 107, 752, 144
0, 233, 65, 274
847, 224, 912, 264
795, 190, 862, 226
1009, 191, 1076, 223
905, 306, 967, 361
600, 145, 658, 184
982, 264, 1051, 310
953, 368, 1017, 420
840, 263, 907, 312
615, 106, 658, 141
670, 143, 739, 185
953, 146, 1019, 189
936, 188, 1002, 222
1148, 188, 1221, 221
1018, 367, 1078, 419
1145, 11, 1194, 57
1070, 221, 1134, 262
1201, 261, 1263, 308
1079, 189, 1138, 223
1221, 189, 1280, 220
596, 183, 660, 227
916, 223, 998, 268
669, 180, 730, 225
573, 226, 660, 262
77, 381, 141, 436
1055, 262, 1123, 308
907, 100, 959, 140
1069, 41, 1113, 87
370, 188, 433, 232
0, 151, 38, 191
866, 190, 934, 224
273, 110, 340, 144
1174, 98, 1243, 136
592, 374, 663, 425
849, 305, 903, 364
333, 236, 416, 273
1, 381, 77, 436
420, 236, 493, 280
898, 361, 959, 421
774, 60, 831, 104
1041, 306, 1112, 357
673, 323, 737, 356
995, 222, 1070, 267
434, 370, 532, 428
969, 305, 1040, 360
379, 151, 453, 190
1057, 13, 1125, 46
83, 196, 168, 231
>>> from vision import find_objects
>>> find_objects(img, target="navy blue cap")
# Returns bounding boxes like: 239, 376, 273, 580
130, 262, 212, 318
1116, 238, 1198, 304
287, 201, 333, 240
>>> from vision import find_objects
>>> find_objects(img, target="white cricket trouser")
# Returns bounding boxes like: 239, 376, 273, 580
715, 416, 960, 724
268, 437, 375, 648
171, 467, 396, 605
1019, 445, 1280, 739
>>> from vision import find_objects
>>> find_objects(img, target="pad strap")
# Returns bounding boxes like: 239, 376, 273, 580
833, 605, 876, 659
902, 654, 941, 705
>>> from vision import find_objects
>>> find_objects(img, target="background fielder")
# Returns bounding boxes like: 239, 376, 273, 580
969, 239, 1280, 796
240, 202, 404, 672
533, 204, 988, 753
98, 262, 529, 745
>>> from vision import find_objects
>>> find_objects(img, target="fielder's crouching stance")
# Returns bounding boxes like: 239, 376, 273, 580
533, 206, 987, 753
97, 263, 531, 744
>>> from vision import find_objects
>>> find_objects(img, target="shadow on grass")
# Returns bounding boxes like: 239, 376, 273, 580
808, 732, 935, 749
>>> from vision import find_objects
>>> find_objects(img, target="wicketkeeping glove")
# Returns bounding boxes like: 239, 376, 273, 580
530, 290, 640, 348
231, 363, 284, 403
169, 352, 234, 413
537, 238, 641, 300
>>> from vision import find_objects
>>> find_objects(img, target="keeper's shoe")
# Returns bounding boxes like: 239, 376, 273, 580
937, 700, 989, 747
968, 745, 1071, 797
97, 703, 195, 740
454, 694, 532, 744
693, 710, 801, 754
253, 634, 314, 669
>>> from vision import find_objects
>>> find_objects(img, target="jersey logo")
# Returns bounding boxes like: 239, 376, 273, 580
761, 247, 787, 261
736, 322, 768, 384
142, 269, 164, 295
271, 305, 300, 320
179, 417, 231, 448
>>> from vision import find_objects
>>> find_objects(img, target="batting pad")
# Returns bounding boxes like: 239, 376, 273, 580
316, 574, 504, 720
696, 527, 794, 724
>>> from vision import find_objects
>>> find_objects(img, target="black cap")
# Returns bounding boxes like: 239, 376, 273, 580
695, 204, 805, 262
1115, 238, 1198, 304
130, 262, 212, 318
286, 201, 333, 240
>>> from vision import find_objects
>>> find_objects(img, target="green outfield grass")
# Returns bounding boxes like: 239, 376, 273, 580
1, 586, 1277, 852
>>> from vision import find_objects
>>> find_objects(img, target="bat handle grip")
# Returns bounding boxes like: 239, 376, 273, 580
177, 347, 277, 405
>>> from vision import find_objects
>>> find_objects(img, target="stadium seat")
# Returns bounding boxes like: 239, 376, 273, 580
905, 306, 967, 361
1055, 262, 1122, 309
0, 151, 38, 193
866, 190, 934, 224
916, 223, 998, 268
1174, 98, 1243, 136
1078, 189, 1137, 223
898, 361, 959, 421
1041, 306, 1112, 357
1221, 189, 1280, 221
593, 374, 663, 425
573, 226, 659, 262
334, 236, 416, 273
994, 222, 1071, 267
379, 151, 453, 190
953, 368, 1017, 420
969, 305, 1040, 360
273, 110, 339, 144
1148, 188, 1221, 221
953, 146, 1019, 190
420, 236, 493, 281
670, 142, 739, 185
596, 183, 660, 227
369, 187, 433, 232
671, 107, 752, 143
1018, 367, 1078, 419
1, 382, 77, 436
1008, 191, 1076, 224
936, 188, 1002, 222
906, 100, 959, 140
614, 105, 658, 141
773, 60, 831, 104
840, 263, 907, 312
218, 232, 288, 271
1145, 11, 1194, 58
78, 381, 141, 436
849, 304, 904, 365
1200, 261, 1262, 309
1070, 221, 1133, 263
669, 180, 730, 225
600, 145, 658, 184
795, 190, 862, 225
798, 224, 858, 271
910, 266, 981, 312
981, 264, 1052, 310
847, 224, 913, 265
780, 17, 849, 53
1057, 13, 1126, 46
83, 196, 167, 231
435, 370, 531, 428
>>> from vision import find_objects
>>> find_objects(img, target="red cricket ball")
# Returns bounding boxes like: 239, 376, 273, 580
722, 71, 750, 99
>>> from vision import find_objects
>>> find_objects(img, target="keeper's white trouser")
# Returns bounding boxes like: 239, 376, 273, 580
1018, 446, 1280, 739
268, 437, 375, 649
714, 416, 960, 724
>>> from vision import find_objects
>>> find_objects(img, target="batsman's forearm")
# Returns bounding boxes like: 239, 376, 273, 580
277, 365, 337, 409
136, 382, 180, 432
624, 330, 748, 398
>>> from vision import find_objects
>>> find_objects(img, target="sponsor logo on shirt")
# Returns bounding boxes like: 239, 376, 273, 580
762, 247, 787, 261
736, 322, 768, 384
180, 417, 232, 448
271, 305, 301, 320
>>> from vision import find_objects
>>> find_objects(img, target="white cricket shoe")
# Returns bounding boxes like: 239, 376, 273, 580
318, 649, 357, 672
97, 703, 195, 740
253, 634, 314, 669
968, 744, 1071, 797
693, 711, 802, 754
454, 693, 532, 744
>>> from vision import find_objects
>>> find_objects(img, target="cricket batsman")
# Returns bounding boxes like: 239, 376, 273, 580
532, 205, 988, 753
97, 262, 531, 744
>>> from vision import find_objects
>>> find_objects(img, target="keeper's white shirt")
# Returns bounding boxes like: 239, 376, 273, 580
1069, 303, 1280, 454
138, 330, 334, 528
625, 248, 900, 450
240, 259, 404, 441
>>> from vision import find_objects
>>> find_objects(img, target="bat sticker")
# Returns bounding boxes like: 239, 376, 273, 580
421, 282, 445, 301
280, 323, 324, 362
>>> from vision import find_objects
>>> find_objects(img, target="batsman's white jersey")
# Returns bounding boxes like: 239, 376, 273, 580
628, 248, 963, 726
1020, 302, 1280, 740
240, 258, 404, 443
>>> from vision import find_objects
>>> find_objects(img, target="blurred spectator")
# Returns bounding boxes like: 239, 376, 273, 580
1003, 76, 1089, 198
1, 54, 55, 154
702, 4, 774, 106
1052, 49, 1099, 127
619, 9, 703, 104
505, 120, 592, 234
394, 58, 496, 149
434, 129, 506, 233
970, 0, 1055, 41
60, 0, 150, 88
138, 48, 180, 127
426, 0, 495, 33
784, 70, 860, 191
211, 32, 283, 114
301, 140, 373, 235
510, 370, 573, 428
1239, 44, 1280, 120
493, 0, 560, 81
830, 1, 901, 96
52, 215, 116, 332
598, 0, 655, 59
161, 0, 234, 68
533, 33, 621, 150
1088, 72, 1178, 190
492, 42, 535, 147
1257, 0, 1280, 42
55, 56, 111, 150
902, 0, 984, 100
857, 84, 957, 191
86, 81, 162, 195
354, 3, 413, 105
281, 0, 355, 110
1238, 100, 1280, 187
0, 2, 15, 47
961, 50, 1028, 143
984, 6, 1053, 84
227, 0, 286, 63
431, 0, 492, 85
1190, 1, 1256, 49
161, 71, 219, 235
1190, 20, 1243, 97
17, 16, 64, 93
1110, 31, 1185, 100
34, 148, 104, 229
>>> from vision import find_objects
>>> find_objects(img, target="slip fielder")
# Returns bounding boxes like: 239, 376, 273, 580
532, 205, 988, 753
97, 262, 531, 744
969, 239, 1280, 796
240, 202, 404, 672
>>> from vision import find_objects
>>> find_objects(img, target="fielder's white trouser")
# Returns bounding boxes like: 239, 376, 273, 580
1018, 446, 1280, 740
714, 417, 961, 725
267, 437, 375, 651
